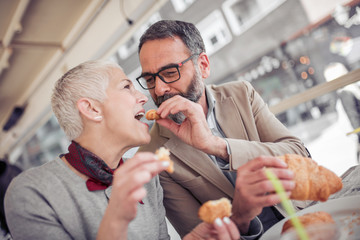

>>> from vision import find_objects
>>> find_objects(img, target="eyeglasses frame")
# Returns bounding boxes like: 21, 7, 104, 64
136, 54, 199, 90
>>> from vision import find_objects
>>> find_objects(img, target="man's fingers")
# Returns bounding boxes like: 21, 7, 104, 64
157, 96, 184, 118
158, 95, 202, 120
237, 167, 293, 187
157, 118, 181, 132
248, 178, 295, 196
266, 168, 294, 180
251, 190, 292, 207
244, 156, 288, 172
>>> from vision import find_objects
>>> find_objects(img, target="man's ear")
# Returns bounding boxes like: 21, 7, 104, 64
77, 98, 101, 121
198, 52, 210, 79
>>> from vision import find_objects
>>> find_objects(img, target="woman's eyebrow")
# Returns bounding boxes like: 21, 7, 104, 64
121, 79, 132, 83
119, 79, 133, 85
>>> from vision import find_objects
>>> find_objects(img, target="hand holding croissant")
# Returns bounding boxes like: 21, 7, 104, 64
277, 154, 343, 202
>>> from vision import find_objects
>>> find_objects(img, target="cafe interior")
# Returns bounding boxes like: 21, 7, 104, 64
0, 0, 360, 239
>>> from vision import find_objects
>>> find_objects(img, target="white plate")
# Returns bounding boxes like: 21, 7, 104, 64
260, 195, 360, 240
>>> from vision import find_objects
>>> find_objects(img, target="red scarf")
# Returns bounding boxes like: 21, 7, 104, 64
63, 141, 121, 191
62, 141, 144, 204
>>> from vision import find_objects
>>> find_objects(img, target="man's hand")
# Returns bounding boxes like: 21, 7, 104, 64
156, 95, 228, 159
231, 156, 295, 233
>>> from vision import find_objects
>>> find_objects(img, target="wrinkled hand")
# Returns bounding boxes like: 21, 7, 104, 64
156, 96, 227, 158
106, 152, 169, 223
98, 152, 169, 239
183, 217, 240, 240
231, 156, 294, 233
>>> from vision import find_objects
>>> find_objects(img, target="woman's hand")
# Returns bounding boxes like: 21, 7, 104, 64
97, 152, 169, 240
183, 217, 240, 240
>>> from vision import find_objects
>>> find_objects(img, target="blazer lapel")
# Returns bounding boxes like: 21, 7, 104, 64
160, 127, 234, 197
214, 96, 249, 140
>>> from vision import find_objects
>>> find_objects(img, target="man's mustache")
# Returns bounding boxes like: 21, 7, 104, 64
155, 93, 186, 124
155, 93, 179, 106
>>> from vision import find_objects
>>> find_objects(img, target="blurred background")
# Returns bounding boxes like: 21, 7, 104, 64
0, 1, 360, 238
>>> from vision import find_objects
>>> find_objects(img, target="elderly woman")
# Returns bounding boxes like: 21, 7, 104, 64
4, 60, 240, 240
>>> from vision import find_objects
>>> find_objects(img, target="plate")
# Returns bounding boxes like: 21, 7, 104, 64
260, 195, 360, 240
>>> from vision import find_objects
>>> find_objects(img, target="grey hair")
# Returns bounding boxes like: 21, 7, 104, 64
138, 20, 206, 56
51, 60, 122, 140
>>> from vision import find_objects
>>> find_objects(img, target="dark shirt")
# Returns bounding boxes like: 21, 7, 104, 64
259, 206, 284, 232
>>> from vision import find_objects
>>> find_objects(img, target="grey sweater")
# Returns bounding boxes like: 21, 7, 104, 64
4, 158, 170, 240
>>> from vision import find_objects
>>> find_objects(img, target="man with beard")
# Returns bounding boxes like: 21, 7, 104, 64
137, 20, 310, 239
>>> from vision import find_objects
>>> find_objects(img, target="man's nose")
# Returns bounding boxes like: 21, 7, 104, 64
154, 76, 170, 96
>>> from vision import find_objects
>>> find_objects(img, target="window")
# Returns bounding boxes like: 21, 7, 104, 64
117, 12, 162, 60
10, 116, 69, 170
196, 10, 232, 56
170, 0, 196, 13
222, 0, 286, 35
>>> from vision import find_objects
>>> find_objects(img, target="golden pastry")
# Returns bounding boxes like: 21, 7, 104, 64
198, 198, 232, 223
155, 147, 174, 173
277, 154, 342, 202
281, 211, 335, 236
146, 109, 160, 120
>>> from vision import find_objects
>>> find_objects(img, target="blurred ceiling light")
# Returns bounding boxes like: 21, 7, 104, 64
301, 71, 308, 79
308, 67, 315, 75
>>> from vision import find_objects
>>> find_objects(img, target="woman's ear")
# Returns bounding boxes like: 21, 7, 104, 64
77, 98, 102, 121
198, 52, 210, 79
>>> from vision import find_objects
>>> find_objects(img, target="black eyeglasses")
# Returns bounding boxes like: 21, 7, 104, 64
136, 54, 198, 90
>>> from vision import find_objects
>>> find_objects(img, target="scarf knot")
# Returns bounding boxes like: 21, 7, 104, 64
63, 141, 119, 191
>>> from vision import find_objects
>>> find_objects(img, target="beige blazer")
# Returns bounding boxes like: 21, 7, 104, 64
139, 81, 309, 237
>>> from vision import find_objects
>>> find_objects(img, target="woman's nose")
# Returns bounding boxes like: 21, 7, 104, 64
137, 90, 148, 104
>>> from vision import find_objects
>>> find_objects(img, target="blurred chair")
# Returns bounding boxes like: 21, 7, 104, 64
324, 62, 360, 163
0, 159, 22, 239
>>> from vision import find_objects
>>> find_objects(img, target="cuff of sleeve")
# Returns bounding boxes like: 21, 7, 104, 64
224, 138, 231, 155
240, 217, 264, 240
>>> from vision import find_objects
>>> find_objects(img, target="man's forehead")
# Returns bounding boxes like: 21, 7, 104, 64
141, 37, 187, 57
139, 39, 188, 72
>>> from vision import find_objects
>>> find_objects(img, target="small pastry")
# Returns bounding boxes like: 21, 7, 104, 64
146, 109, 160, 120
155, 147, 174, 173
198, 198, 232, 223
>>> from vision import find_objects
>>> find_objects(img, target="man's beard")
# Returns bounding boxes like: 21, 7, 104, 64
155, 67, 204, 124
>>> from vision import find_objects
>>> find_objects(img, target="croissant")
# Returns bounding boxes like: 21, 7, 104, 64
198, 198, 232, 223
146, 109, 160, 120
281, 211, 335, 234
277, 154, 342, 202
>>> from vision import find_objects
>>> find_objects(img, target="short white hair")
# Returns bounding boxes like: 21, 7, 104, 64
51, 60, 122, 140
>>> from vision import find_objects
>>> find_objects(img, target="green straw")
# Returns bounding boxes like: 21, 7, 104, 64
346, 127, 360, 136
265, 168, 309, 240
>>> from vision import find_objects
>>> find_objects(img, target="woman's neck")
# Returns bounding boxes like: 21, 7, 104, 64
74, 134, 126, 169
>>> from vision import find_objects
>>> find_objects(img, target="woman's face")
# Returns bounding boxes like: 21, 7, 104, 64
101, 68, 150, 147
